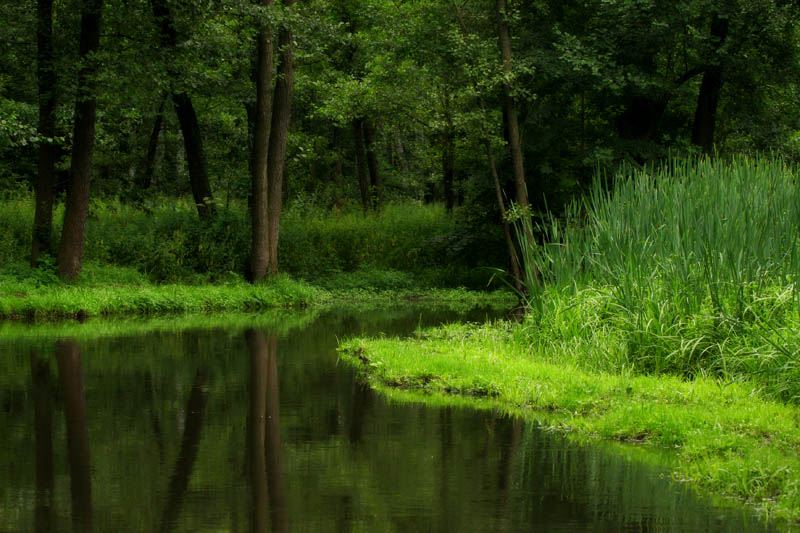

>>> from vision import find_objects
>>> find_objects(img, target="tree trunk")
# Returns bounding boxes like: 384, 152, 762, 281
151, 0, 215, 219
248, 0, 274, 282
137, 95, 167, 193
692, 14, 729, 154
266, 1, 296, 274
331, 126, 344, 212
352, 119, 370, 211
362, 120, 383, 209
55, 340, 92, 530
172, 93, 215, 219
441, 91, 455, 212
56, 0, 102, 281
31, 0, 56, 266
495, 0, 528, 209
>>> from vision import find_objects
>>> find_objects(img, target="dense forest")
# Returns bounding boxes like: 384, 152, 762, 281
1, 0, 798, 282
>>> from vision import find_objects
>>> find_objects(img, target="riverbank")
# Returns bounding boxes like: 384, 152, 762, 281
0, 264, 515, 321
339, 321, 800, 527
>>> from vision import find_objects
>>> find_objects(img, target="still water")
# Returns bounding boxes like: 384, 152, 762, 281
0, 306, 774, 532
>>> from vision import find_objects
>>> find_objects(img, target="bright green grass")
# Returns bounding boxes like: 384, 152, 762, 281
0, 261, 515, 321
339, 322, 800, 526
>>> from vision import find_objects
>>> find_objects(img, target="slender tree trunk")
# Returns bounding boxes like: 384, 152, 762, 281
495, 0, 528, 209
56, 340, 92, 530
172, 93, 215, 219
266, 1, 296, 274
441, 91, 455, 212
692, 14, 729, 154
151, 0, 215, 219
482, 124, 522, 291
137, 95, 167, 193
56, 0, 102, 281
362, 120, 383, 209
248, 0, 275, 282
352, 119, 370, 211
31, 0, 56, 266
394, 133, 409, 173
331, 126, 344, 212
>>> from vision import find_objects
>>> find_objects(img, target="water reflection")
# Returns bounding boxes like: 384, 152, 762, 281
56, 339, 93, 531
245, 329, 288, 533
160, 369, 208, 532
0, 307, 777, 531
30, 349, 54, 533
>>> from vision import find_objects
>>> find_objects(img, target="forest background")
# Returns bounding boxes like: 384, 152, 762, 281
0, 0, 798, 288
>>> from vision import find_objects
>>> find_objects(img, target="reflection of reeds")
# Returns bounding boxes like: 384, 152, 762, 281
515, 155, 800, 402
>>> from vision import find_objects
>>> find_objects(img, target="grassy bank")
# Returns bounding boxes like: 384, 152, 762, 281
339, 156, 800, 526
0, 261, 515, 321
339, 322, 800, 526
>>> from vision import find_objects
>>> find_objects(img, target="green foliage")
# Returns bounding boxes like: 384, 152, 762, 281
0, 197, 495, 284
516, 155, 800, 402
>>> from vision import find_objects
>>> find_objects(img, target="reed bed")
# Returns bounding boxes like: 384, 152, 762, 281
517, 155, 800, 402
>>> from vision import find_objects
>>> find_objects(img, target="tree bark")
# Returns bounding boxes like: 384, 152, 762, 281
692, 14, 729, 154
495, 0, 528, 209
441, 90, 455, 212
31, 0, 57, 266
352, 119, 370, 211
151, 0, 215, 219
248, 0, 275, 282
55, 340, 92, 530
137, 95, 167, 193
56, 0, 102, 281
331, 126, 344, 212
266, 1, 296, 274
362, 120, 383, 209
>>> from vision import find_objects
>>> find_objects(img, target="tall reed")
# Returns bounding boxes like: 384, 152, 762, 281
517, 155, 800, 401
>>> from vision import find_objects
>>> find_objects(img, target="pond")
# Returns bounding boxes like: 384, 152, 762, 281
0, 306, 774, 531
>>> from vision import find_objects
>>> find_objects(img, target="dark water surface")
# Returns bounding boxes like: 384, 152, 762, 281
0, 306, 773, 532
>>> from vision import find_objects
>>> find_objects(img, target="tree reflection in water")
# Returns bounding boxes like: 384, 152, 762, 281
246, 329, 288, 533
56, 339, 92, 531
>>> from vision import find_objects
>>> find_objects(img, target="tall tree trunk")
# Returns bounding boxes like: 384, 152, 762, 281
352, 119, 370, 211
266, 2, 296, 274
248, 0, 275, 282
151, 0, 215, 219
495, 0, 528, 209
56, 340, 92, 530
692, 14, 729, 154
31, 0, 56, 266
137, 95, 167, 193
331, 126, 344, 212
441, 91, 455, 212
453, 0, 523, 291
56, 0, 102, 281
172, 93, 215, 219
362, 120, 383, 209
